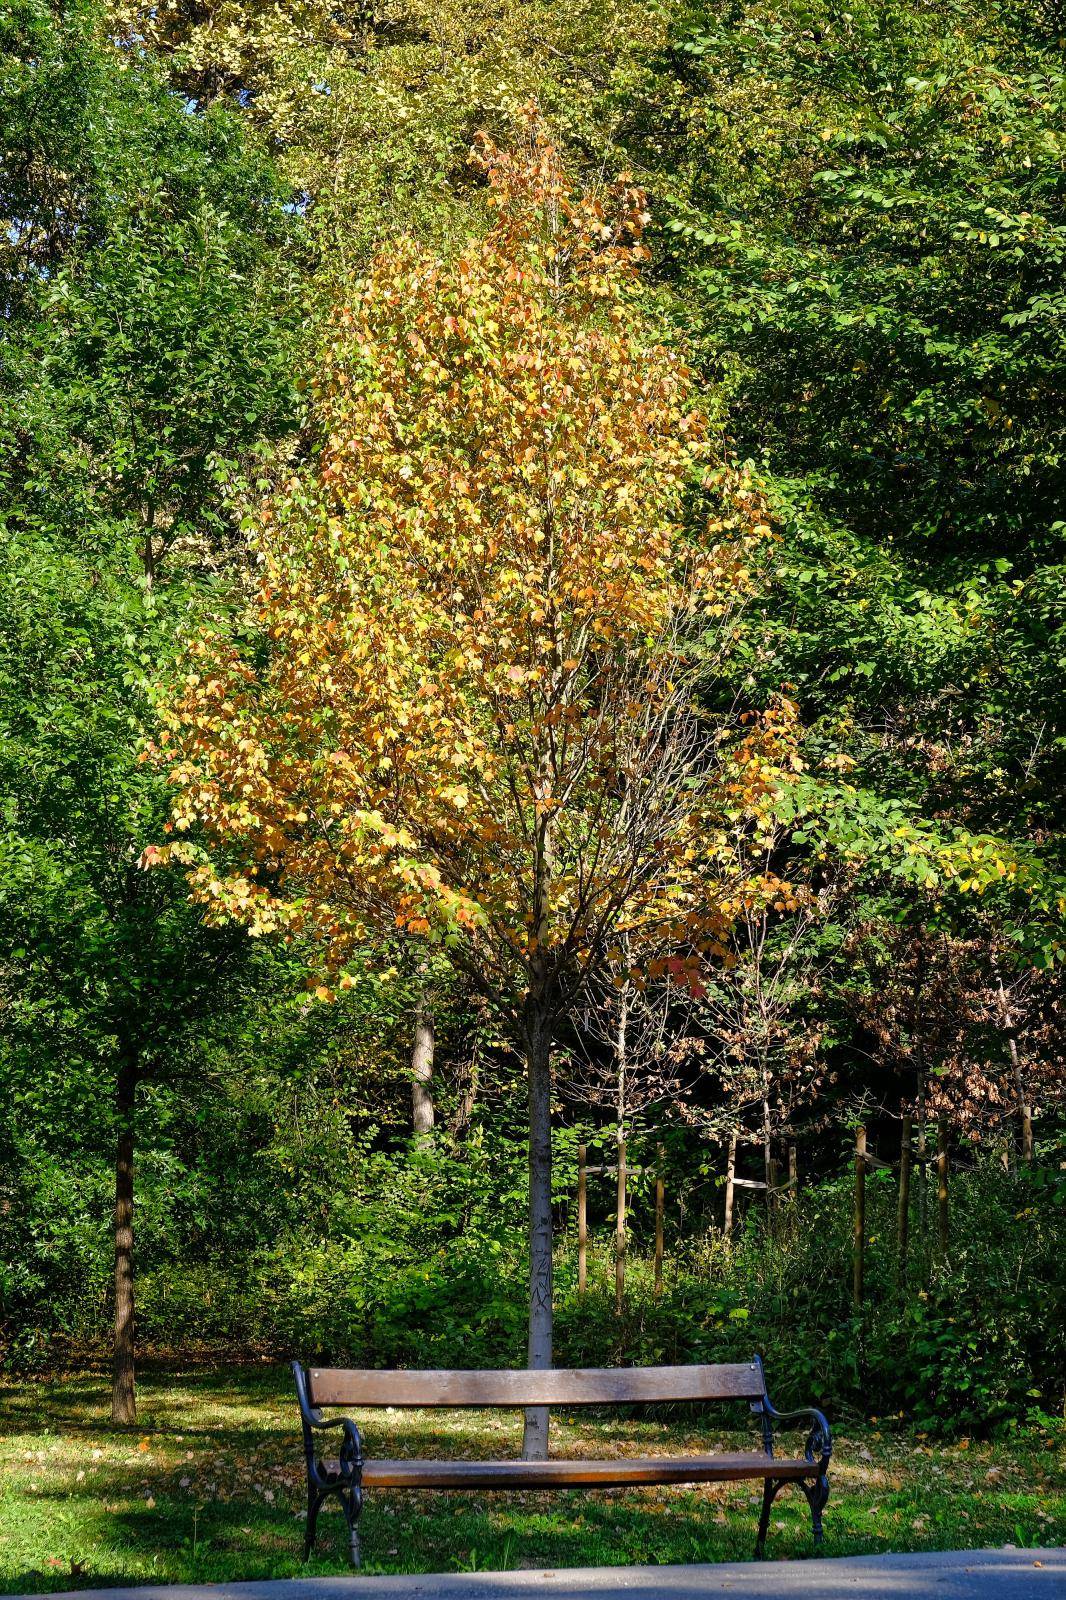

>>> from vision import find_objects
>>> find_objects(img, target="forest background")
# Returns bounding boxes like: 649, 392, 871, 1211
1, 0, 1064, 1452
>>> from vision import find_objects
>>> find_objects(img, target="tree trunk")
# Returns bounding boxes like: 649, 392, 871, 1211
937, 1118, 950, 1260
614, 1135, 627, 1316
613, 989, 628, 1315
654, 1144, 665, 1297
996, 976, 1033, 1163
852, 1125, 866, 1311
411, 997, 435, 1139
112, 1052, 138, 1425
761, 1067, 772, 1214
896, 1113, 912, 1291
577, 1143, 587, 1296
521, 1016, 553, 1460
916, 1066, 928, 1275
724, 1130, 737, 1235
449, 1052, 480, 1140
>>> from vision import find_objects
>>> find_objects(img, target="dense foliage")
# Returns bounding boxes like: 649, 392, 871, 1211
1, 0, 1062, 1436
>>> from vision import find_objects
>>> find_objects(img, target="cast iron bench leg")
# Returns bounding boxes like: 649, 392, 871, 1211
340, 1482, 363, 1568
303, 1487, 324, 1562
801, 1472, 830, 1545
754, 1477, 783, 1558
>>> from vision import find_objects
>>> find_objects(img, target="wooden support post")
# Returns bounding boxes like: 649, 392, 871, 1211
997, 973, 1034, 1164
615, 1135, 626, 1315
788, 1143, 798, 1201
1020, 1103, 1034, 1165
724, 1131, 737, 1236
937, 1118, 949, 1260
654, 1144, 664, 1297
577, 1144, 587, 1297
916, 1093, 928, 1268
896, 1114, 912, 1290
761, 1081, 773, 1212
852, 1126, 866, 1310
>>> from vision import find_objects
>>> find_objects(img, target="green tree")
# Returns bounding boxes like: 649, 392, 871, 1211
0, 0, 300, 1420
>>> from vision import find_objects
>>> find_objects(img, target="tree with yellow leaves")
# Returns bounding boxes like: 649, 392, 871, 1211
150, 118, 782, 1457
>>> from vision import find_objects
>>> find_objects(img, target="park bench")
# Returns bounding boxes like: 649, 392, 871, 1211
291, 1358, 831, 1566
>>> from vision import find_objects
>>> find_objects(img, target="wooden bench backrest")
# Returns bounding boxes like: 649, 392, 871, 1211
308, 1363, 766, 1409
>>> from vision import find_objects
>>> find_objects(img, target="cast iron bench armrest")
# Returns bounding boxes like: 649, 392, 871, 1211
292, 1361, 364, 1486
757, 1396, 832, 1471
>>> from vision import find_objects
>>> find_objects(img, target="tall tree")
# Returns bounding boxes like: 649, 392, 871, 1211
152, 121, 785, 1456
0, 0, 299, 1420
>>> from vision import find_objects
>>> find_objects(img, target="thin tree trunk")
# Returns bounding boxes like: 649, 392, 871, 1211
448, 1054, 480, 1140
112, 1052, 138, 1425
577, 1143, 587, 1296
521, 1016, 553, 1460
654, 1144, 664, 1297
411, 996, 435, 1138
761, 1066, 772, 1214
896, 1113, 912, 1291
614, 989, 628, 1316
937, 1118, 949, 1260
523, 715, 555, 1461
996, 976, 1033, 1163
141, 501, 157, 591
614, 1135, 627, 1316
916, 1065, 928, 1275
724, 1130, 737, 1235
852, 1125, 866, 1311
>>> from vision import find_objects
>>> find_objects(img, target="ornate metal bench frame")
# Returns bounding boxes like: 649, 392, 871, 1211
292, 1356, 831, 1567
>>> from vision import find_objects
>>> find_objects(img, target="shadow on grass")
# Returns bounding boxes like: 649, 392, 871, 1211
7, 1477, 821, 1595
2, 1365, 1060, 1593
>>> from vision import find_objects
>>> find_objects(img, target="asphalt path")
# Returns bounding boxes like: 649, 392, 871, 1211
24, 1548, 1065, 1600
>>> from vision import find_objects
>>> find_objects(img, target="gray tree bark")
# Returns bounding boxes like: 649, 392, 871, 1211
521, 1013, 553, 1460
111, 1051, 138, 1424
411, 997, 435, 1138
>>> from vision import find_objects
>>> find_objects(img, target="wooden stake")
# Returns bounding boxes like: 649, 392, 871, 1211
916, 1084, 928, 1270
654, 1144, 664, 1297
997, 973, 1034, 1164
896, 1114, 912, 1290
788, 1142, 798, 1200
853, 1126, 866, 1310
1020, 1103, 1034, 1164
577, 1144, 587, 1297
724, 1131, 737, 1235
615, 1135, 626, 1315
761, 1075, 772, 1212
937, 1118, 949, 1259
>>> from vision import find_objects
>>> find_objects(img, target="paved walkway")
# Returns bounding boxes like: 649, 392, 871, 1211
31, 1549, 1064, 1600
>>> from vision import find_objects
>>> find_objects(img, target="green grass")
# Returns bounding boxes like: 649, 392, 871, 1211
0, 1363, 1062, 1592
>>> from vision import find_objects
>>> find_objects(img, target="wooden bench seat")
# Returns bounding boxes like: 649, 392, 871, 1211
292, 1358, 831, 1567
328, 1451, 819, 1489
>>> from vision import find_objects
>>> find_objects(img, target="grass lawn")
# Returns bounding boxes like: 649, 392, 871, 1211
0, 1362, 1062, 1592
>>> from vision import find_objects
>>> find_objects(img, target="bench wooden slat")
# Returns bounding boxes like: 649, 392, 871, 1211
308, 1363, 766, 1408
355, 1452, 811, 1489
